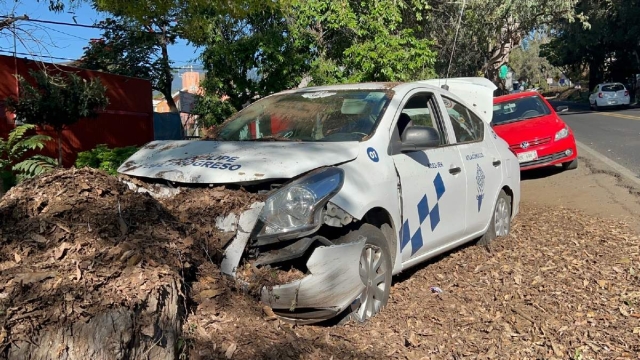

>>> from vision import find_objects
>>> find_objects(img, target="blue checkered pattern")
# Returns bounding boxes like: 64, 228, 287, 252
400, 172, 446, 256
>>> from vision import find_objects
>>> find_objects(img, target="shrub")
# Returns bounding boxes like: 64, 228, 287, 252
0, 124, 57, 191
75, 144, 139, 176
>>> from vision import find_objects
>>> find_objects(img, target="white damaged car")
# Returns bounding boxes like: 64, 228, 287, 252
118, 77, 520, 324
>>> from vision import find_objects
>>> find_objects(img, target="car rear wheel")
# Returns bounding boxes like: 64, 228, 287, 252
342, 224, 392, 323
562, 158, 578, 170
477, 190, 511, 246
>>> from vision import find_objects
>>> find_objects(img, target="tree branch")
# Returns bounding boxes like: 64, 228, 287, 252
0, 15, 29, 31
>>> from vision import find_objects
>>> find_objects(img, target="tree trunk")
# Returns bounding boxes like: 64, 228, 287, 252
6, 280, 182, 360
160, 25, 179, 113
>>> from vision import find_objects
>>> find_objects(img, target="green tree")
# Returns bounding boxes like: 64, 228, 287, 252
195, 6, 314, 110
509, 33, 560, 89
422, 0, 582, 82
5, 69, 109, 166
293, 0, 436, 85
192, 95, 237, 128
541, 0, 640, 88
78, 16, 180, 112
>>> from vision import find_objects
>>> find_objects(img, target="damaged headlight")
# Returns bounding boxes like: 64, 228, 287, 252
257, 167, 344, 240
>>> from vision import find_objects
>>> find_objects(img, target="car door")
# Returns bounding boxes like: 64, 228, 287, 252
389, 89, 467, 263
438, 94, 504, 238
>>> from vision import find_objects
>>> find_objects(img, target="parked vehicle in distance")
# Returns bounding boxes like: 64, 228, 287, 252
118, 77, 521, 324
588, 83, 630, 110
492, 92, 578, 171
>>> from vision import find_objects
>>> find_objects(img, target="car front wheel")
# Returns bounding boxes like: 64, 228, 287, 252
477, 189, 512, 246
342, 223, 392, 323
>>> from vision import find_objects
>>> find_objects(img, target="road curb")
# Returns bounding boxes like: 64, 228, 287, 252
576, 140, 640, 187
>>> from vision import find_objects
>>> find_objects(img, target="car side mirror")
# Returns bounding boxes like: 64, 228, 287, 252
400, 126, 440, 152
556, 105, 569, 113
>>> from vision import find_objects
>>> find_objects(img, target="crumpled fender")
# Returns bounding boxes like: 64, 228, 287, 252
261, 236, 366, 312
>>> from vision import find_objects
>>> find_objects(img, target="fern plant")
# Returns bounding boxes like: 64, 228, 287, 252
0, 124, 57, 189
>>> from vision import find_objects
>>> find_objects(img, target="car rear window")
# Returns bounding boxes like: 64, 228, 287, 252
602, 84, 625, 92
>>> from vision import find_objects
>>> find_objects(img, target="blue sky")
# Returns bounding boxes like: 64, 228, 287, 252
0, 0, 202, 67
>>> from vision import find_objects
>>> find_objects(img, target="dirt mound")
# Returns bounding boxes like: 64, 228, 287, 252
0, 168, 262, 359
179, 205, 640, 359
2, 169, 639, 359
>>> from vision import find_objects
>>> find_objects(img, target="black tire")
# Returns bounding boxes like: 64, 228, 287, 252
594, 102, 599, 111
562, 158, 578, 170
341, 223, 392, 323
477, 190, 512, 246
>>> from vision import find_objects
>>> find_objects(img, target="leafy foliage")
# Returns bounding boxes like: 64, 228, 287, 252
37, 0, 83, 12
197, 6, 314, 110
13, 155, 59, 182
541, 0, 640, 87
5, 69, 109, 165
509, 33, 562, 88
77, 16, 179, 111
293, 0, 436, 85
82, 0, 288, 112
419, 0, 582, 81
6, 69, 109, 132
192, 95, 237, 128
0, 124, 56, 190
75, 144, 139, 176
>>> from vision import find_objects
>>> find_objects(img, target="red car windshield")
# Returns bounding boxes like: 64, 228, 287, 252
492, 95, 552, 125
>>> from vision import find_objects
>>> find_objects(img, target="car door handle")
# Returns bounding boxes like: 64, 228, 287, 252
493, 159, 501, 167
449, 166, 462, 175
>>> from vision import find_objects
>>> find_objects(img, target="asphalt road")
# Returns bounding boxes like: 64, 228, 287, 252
549, 100, 640, 177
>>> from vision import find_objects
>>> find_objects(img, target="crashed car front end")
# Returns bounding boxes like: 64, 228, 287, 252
120, 161, 369, 324
214, 167, 368, 324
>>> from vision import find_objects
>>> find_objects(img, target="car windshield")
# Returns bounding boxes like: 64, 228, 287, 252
492, 95, 552, 125
216, 90, 393, 142
602, 84, 625, 92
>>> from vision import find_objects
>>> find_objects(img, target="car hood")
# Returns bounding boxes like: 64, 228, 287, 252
492, 114, 565, 144
117, 140, 359, 184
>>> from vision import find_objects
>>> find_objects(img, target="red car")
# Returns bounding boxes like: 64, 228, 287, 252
492, 92, 578, 171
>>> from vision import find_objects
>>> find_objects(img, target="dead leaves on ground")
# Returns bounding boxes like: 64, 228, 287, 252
1, 169, 639, 359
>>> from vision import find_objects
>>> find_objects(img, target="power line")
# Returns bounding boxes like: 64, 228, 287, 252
0, 15, 107, 30
0, 49, 202, 71
0, 49, 78, 62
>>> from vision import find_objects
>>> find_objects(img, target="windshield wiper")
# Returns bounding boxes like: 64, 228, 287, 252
493, 114, 542, 126
493, 118, 524, 126
244, 135, 293, 141
518, 114, 543, 121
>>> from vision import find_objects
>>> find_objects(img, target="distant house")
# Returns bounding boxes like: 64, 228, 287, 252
154, 71, 204, 136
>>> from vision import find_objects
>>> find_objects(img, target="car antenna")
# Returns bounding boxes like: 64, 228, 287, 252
443, 0, 467, 92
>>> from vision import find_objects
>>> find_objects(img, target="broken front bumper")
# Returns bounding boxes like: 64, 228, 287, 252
260, 237, 366, 324
218, 204, 366, 324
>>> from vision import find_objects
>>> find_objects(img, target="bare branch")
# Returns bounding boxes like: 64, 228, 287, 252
0, 15, 29, 31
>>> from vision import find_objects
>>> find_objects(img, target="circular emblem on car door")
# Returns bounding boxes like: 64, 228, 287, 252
521, 141, 529, 149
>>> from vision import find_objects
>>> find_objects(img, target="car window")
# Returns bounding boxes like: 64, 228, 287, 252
217, 90, 392, 142
442, 96, 484, 143
395, 92, 447, 145
492, 95, 552, 125
602, 84, 625, 92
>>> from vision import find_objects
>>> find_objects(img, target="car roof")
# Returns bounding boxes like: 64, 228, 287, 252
599, 82, 624, 86
277, 81, 458, 95
493, 91, 544, 103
